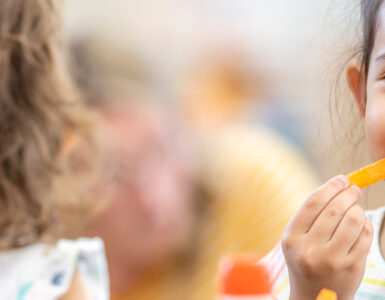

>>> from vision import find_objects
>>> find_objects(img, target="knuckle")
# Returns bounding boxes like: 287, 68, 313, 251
346, 206, 364, 226
346, 213, 363, 226
297, 249, 315, 274
346, 261, 359, 273
328, 178, 344, 190
355, 205, 365, 215
363, 221, 373, 237
281, 234, 296, 252
345, 187, 359, 198
325, 207, 340, 218
335, 188, 358, 206
323, 258, 338, 272
298, 251, 311, 269
304, 195, 322, 211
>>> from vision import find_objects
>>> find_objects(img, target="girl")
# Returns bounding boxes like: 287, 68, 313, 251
266, 1, 385, 299
0, 0, 108, 299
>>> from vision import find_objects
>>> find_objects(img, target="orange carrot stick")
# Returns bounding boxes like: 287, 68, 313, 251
347, 157, 385, 189
316, 289, 337, 300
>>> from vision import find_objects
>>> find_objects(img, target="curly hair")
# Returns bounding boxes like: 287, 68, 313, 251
0, 0, 95, 248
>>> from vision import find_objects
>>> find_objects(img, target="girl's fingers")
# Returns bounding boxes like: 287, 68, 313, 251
329, 204, 366, 254
307, 186, 360, 241
288, 176, 350, 234
348, 218, 373, 257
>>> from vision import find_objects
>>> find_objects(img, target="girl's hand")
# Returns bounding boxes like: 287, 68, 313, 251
282, 176, 373, 300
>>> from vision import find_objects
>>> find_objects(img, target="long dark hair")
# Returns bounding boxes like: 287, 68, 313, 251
360, 0, 384, 78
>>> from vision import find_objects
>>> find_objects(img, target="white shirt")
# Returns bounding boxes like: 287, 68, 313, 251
0, 237, 109, 300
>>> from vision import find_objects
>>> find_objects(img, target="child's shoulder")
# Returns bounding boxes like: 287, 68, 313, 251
0, 237, 109, 300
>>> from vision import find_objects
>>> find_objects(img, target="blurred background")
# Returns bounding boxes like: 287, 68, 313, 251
62, 0, 362, 180
61, 1, 381, 299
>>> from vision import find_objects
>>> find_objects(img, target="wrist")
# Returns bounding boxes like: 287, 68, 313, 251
290, 288, 354, 300
289, 286, 319, 300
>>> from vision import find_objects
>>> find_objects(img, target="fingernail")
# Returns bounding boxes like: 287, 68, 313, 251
336, 175, 350, 188
351, 185, 362, 197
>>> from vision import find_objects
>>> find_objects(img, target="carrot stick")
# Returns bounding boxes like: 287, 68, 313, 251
316, 289, 337, 300
347, 158, 385, 189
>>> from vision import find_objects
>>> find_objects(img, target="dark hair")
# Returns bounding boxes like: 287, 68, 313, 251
360, 0, 384, 77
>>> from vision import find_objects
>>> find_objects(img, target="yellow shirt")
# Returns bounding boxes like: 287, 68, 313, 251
112, 126, 319, 300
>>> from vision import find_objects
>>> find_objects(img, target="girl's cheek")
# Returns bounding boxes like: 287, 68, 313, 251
365, 101, 385, 161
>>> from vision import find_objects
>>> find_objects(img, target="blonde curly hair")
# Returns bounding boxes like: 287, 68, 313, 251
0, 0, 95, 248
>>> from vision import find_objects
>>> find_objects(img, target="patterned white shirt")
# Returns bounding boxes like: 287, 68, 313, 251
0, 237, 109, 300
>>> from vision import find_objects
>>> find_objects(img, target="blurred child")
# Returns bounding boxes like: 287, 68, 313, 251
0, 0, 108, 299
264, 1, 385, 299
84, 100, 198, 297
66, 30, 321, 298
84, 98, 318, 300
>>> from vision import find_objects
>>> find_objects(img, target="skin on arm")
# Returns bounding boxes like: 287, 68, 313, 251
58, 272, 88, 300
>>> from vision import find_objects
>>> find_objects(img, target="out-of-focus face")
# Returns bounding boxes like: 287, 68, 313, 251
90, 105, 195, 268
